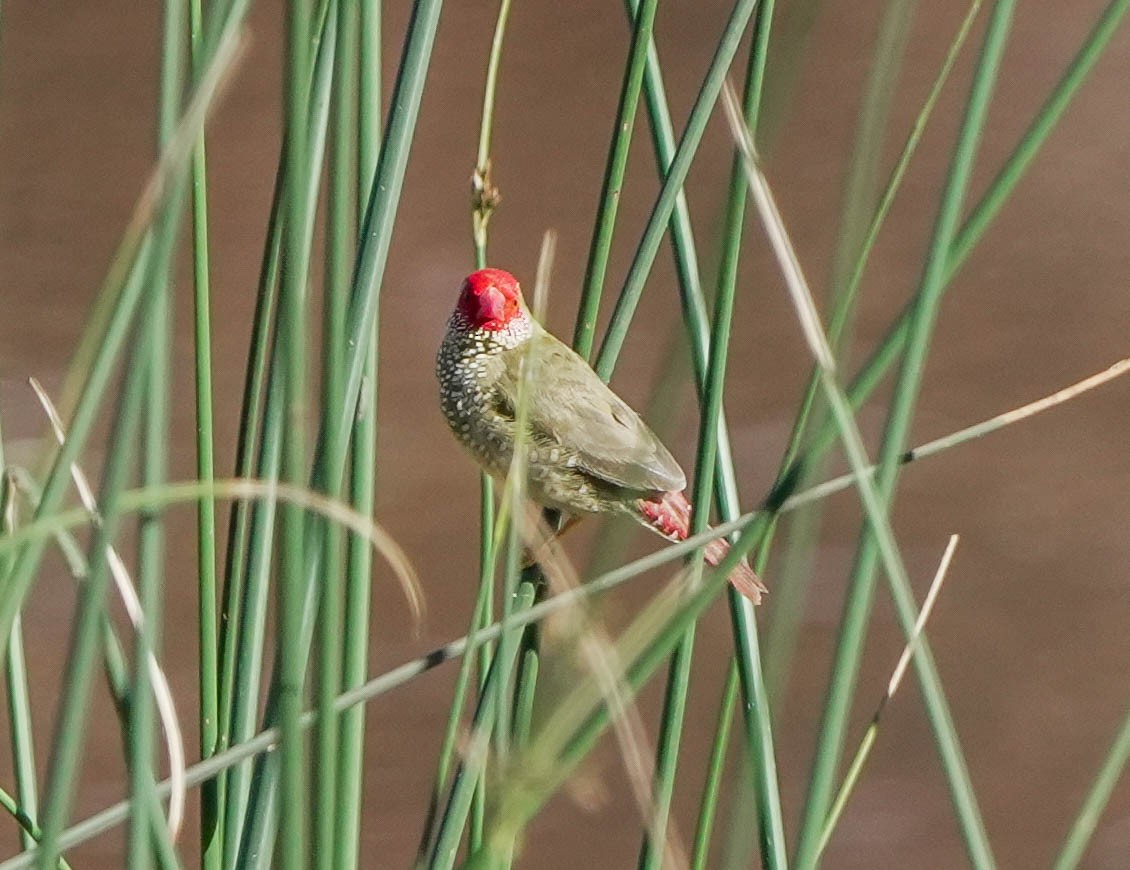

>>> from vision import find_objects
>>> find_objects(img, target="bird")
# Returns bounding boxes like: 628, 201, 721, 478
436, 267, 765, 604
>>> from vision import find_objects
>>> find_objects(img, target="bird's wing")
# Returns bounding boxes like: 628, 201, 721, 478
496, 331, 686, 493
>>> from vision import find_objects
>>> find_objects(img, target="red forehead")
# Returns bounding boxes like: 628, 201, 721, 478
464, 268, 520, 300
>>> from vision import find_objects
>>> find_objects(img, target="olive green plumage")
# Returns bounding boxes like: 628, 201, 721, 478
437, 307, 684, 517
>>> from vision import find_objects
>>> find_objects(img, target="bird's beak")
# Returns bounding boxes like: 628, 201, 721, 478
476, 285, 508, 325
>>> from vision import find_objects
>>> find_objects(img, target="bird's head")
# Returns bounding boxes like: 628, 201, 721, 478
455, 268, 526, 332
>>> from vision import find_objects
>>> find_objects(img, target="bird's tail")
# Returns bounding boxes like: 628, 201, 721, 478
638, 491, 767, 604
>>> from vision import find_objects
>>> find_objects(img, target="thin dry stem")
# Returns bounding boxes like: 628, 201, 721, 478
29, 378, 187, 841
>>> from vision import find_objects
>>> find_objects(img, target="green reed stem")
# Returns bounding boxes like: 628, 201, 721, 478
128, 2, 184, 863
1053, 700, 1130, 870
0, 467, 37, 855
184, 0, 221, 860
571, 0, 658, 360
333, 1, 381, 863
224, 8, 340, 863
690, 662, 738, 870
277, 0, 318, 863
313, 3, 356, 869
0, 782, 71, 870
129, 300, 171, 870
463, 0, 514, 852
215, 155, 283, 788
416, 569, 494, 863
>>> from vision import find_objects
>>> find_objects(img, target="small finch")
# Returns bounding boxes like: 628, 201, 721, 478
436, 267, 765, 603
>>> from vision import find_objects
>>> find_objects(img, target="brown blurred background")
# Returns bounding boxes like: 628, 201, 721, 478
1, 0, 1130, 866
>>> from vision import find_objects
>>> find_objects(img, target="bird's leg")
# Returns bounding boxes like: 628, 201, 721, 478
522, 512, 582, 568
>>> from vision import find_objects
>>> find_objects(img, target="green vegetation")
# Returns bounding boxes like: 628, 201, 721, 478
0, 0, 1128, 867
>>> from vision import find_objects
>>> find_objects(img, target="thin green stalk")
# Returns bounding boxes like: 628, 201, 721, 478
470, 0, 511, 265
1053, 701, 1130, 869
220, 391, 285, 864
571, 0, 659, 360
129, 304, 171, 870
470, 476, 492, 850
128, 0, 184, 863
511, 647, 539, 745
334, 336, 378, 867
765, 14, 1017, 862
690, 663, 738, 870
215, 155, 284, 780
313, 0, 356, 865
465, 0, 514, 851
594, 0, 758, 380
186, 0, 221, 860
332, 1, 380, 858
639, 630, 695, 870
277, 0, 316, 863
0, 468, 37, 855
0, 783, 71, 870
4, 613, 36, 853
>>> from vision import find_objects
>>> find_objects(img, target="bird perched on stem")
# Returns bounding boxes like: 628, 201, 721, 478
436, 267, 765, 603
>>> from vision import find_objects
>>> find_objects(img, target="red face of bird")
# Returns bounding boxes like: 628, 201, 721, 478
455, 268, 525, 331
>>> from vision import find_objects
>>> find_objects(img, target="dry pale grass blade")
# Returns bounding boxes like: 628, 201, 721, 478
886, 534, 958, 699
0, 475, 425, 626
719, 83, 836, 373
816, 534, 960, 859
29, 378, 187, 841
783, 356, 1130, 512
531, 229, 557, 321
205, 478, 425, 624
